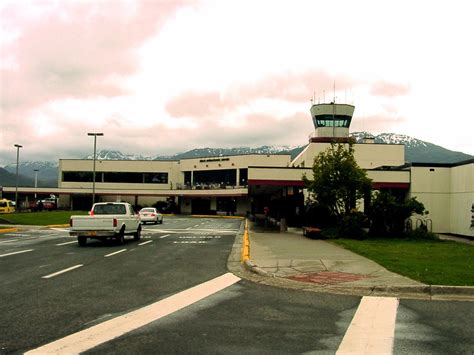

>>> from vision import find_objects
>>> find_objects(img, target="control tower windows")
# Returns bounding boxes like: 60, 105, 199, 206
313, 114, 352, 128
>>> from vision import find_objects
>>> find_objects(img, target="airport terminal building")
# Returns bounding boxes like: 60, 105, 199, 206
5, 103, 474, 237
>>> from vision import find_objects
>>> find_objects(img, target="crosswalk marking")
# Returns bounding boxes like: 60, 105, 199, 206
25, 273, 241, 354
336, 296, 399, 355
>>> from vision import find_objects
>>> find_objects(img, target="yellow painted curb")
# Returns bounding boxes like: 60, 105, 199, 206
242, 220, 250, 262
47, 224, 70, 228
0, 228, 18, 234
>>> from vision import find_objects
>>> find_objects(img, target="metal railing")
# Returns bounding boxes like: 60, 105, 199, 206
175, 183, 247, 190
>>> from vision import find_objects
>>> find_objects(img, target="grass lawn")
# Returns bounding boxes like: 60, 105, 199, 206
0, 210, 88, 226
331, 238, 474, 286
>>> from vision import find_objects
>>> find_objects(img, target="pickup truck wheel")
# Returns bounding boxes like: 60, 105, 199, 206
116, 228, 125, 245
78, 236, 87, 246
133, 226, 141, 241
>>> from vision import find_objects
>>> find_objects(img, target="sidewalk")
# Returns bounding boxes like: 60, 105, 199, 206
240, 222, 474, 301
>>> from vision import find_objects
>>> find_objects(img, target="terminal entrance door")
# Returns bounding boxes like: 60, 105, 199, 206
191, 198, 211, 215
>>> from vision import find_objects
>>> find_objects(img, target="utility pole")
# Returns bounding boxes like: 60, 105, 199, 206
14, 144, 22, 210
87, 133, 104, 205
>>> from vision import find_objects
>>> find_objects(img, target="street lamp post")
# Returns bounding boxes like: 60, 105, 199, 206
34, 169, 39, 199
87, 133, 103, 205
14, 144, 22, 210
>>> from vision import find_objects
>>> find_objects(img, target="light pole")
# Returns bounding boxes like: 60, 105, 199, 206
14, 144, 22, 210
87, 133, 103, 205
34, 169, 39, 199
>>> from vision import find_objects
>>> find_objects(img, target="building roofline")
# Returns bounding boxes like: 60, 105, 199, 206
59, 158, 181, 162
177, 153, 292, 161
248, 166, 311, 170
407, 158, 474, 168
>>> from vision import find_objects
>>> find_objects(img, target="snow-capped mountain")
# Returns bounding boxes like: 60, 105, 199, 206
350, 132, 472, 163
170, 145, 299, 160
2, 161, 58, 187
83, 150, 152, 161
350, 132, 428, 148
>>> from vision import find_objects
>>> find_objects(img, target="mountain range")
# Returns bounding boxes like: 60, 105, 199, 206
1, 132, 472, 188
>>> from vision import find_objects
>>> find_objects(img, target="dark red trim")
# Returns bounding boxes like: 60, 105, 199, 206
372, 182, 410, 189
248, 179, 305, 187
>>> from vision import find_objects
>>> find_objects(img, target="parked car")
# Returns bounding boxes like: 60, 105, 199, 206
30, 198, 57, 211
0, 199, 15, 214
139, 207, 163, 224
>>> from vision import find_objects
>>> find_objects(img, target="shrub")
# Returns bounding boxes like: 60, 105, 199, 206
369, 191, 426, 237
320, 227, 339, 239
404, 228, 439, 240
304, 202, 336, 228
337, 211, 368, 239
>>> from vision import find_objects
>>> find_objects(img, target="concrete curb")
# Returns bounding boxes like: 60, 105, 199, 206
47, 224, 70, 228
191, 214, 244, 219
242, 258, 474, 301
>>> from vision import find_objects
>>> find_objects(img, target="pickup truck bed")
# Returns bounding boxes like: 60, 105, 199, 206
69, 202, 141, 246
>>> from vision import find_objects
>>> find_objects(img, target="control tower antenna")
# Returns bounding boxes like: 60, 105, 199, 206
333, 81, 336, 138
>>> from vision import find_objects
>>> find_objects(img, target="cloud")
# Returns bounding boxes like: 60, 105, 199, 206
165, 70, 359, 118
0, 0, 193, 117
370, 81, 410, 97
179, 111, 313, 148
350, 114, 407, 134
166, 91, 226, 119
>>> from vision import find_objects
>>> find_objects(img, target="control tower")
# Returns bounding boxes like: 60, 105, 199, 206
309, 102, 355, 142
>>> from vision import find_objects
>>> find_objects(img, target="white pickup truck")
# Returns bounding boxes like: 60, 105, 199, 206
69, 202, 141, 246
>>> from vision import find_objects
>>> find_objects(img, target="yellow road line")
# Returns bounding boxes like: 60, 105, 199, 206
0, 228, 18, 234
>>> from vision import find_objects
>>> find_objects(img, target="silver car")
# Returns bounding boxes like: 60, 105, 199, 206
138, 207, 163, 224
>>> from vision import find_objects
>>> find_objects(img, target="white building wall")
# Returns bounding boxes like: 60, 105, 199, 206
59, 159, 180, 189
291, 143, 405, 169
179, 154, 290, 172
410, 166, 452, 234
449, 163, 474, 237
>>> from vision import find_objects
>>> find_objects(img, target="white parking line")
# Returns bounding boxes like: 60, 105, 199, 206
336, 296, 399, 355
104, 249, 127, 258
25, 273, 241, 354
0, 239, 20, 244
138, 241, 152, 246
0, 249, 34, 258
39, 233, 60, 238
56, 241, 77, 246
159, 234, 171, 239
42, 264, 83, 279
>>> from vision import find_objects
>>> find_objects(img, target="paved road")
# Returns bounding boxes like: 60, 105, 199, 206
0, 217, 473, 354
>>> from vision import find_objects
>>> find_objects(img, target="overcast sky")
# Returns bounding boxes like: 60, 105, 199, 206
1, 0, 473, 166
